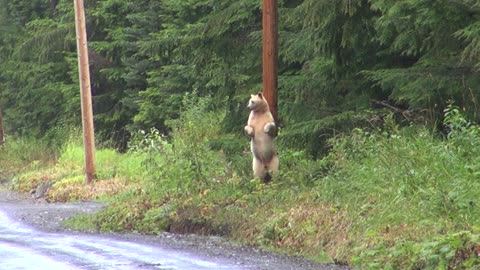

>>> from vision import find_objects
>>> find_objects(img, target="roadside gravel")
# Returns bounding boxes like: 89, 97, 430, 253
0, 186, 349, 270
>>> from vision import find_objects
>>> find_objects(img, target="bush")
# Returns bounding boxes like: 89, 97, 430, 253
353, 231, 480, 269
314, 110, 480, 265
130, 93, 232, 195
91, 93, 238, 231
318, 126, 480, 228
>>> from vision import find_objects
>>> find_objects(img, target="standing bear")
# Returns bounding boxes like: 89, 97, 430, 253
244, 92, 279, 182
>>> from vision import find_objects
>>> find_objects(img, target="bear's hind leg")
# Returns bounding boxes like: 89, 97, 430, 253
253, 158, 269, 182
266, 155, 279, 177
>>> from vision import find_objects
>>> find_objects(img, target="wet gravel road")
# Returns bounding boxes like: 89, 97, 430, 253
0, 187, 349, 270
0, 210, 241, 270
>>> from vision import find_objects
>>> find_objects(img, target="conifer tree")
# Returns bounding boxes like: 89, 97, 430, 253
0, 0, 478, 156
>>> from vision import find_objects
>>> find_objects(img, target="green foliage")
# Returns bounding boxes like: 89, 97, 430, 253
91, 189, 154, 232
279, 110, 372, 157
130, 93, 230, 195
353, 231, 480, 269
444, 102, 480, 138
2, 0, 480, 268
320, 124, 480, 228
364, 0, 480, 122
62, 213, 98, 232
456, 20, 480, 70
7, 98, 480, 268
59, 139, 144, 182
313, 110, 480, 266
90, 93, 241, 232
0, 137, 57, 175
1, 0, 479, 156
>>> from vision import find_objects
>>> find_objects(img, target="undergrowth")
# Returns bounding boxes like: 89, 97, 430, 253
5, 100, 480, 269
5, 130, 144, 202
0, 136, 57, 178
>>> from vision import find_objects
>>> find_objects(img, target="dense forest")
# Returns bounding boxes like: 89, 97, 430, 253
1, 1, 480, 268
1, 0, 479, 155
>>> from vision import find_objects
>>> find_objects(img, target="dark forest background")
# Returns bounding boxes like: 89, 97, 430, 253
1, 0, 479, 156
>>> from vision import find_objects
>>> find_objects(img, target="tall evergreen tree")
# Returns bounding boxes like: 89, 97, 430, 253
0, 0, 479, 156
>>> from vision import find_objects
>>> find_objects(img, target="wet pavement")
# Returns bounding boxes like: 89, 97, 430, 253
0, 210, 242, 270
0, 187, 348, 270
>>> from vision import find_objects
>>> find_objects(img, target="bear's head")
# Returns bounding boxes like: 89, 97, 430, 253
247, 92, 269, 112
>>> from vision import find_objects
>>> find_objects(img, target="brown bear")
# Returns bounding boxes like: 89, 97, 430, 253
244, 92, 279, 182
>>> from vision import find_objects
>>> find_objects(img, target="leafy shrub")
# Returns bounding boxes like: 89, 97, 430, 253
91, 93, 237, 232
92, 189, 154, 232
353, 231, 480, 269
209, 134, 251, 178
318, 124, 480, 228
314, 109, 480, 265
130, 93, 231, 195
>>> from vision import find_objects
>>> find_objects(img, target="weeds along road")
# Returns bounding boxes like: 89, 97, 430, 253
0, 187, 348, 270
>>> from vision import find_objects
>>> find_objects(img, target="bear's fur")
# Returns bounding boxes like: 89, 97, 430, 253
244, 92, 279, 182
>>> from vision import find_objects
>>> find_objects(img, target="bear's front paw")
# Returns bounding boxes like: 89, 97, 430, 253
244, 125, 254, 138
263, 122, 277, 137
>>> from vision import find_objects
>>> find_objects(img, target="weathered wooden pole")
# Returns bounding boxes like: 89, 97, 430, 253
0, 84, 4, 145
262, 0, 279, 124
73, 0, 96, 184
0, 104, 4, 145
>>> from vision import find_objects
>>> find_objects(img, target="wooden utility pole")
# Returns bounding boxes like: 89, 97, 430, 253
262, 0, 279, 124
73, 0, 96, 184
0, 84, 4, 145
0, 105, 4, 146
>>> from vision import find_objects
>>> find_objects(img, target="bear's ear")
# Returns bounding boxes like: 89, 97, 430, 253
257, 92, 263, 98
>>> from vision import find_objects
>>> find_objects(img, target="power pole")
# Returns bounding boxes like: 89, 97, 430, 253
262, 0, 279, 124
0, 104, 4, 146
0, 84, 4, 145
73, 0, 96, 184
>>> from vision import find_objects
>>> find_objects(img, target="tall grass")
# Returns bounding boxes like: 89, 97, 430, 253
5, 128, 145, 201
0, 137, 57, 176
320, 110, 480, 229
315, 108, 480, 267
59, 141, 144, 181
321, 128, 480, 229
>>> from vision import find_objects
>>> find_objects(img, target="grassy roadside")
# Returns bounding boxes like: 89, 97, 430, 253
1, 101, 480, 269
